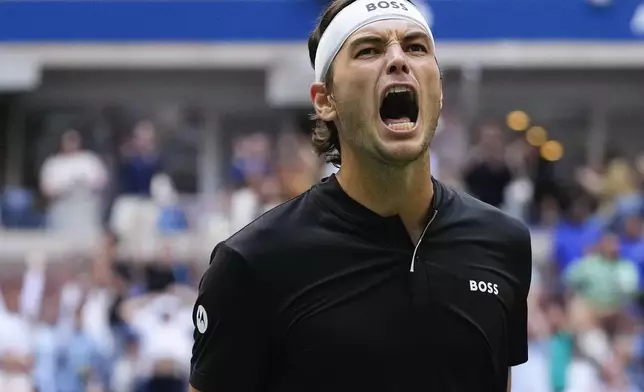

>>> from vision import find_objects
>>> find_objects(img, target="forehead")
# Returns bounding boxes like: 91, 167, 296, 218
347, 19, 429, 42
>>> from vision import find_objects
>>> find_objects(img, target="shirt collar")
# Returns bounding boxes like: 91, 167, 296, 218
312, 174, 444, 243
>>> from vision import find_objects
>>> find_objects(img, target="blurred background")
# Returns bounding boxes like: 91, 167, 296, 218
0, 0, 643, 391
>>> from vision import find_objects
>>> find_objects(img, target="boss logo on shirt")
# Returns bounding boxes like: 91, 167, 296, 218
366, 1, 409, 12
469, 280, 499, 295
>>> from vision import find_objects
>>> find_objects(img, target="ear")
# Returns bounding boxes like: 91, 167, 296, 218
310, 82, 337, 122
440, 90, 443, 110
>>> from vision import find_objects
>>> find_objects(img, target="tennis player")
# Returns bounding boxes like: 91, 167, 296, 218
190, 1, 532, 391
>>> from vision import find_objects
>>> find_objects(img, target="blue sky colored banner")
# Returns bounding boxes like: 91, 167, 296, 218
0, 0, 643, 42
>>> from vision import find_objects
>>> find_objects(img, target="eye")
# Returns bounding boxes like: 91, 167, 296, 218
356, 47, 377, 58
407, 43, 428, 53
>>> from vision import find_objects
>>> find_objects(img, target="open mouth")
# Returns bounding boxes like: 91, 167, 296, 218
379, 86, 419, 131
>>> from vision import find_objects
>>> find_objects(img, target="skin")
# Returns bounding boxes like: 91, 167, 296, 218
190, 18, 513, 392
311, 19, 441, 241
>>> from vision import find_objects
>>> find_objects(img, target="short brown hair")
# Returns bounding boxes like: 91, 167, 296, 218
308, 0, 359, 166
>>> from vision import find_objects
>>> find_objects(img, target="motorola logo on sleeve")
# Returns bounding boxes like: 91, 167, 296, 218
196, 305, 209, 334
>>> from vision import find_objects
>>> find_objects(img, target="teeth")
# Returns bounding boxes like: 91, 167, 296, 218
386, 121, 415, 131
385, 86, 412, 97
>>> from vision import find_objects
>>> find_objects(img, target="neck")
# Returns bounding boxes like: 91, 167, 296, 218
336, 150, 434, 238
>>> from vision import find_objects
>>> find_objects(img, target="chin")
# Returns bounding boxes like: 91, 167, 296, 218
373, 140, 428, 167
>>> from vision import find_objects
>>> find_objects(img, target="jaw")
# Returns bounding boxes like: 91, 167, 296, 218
370, 118, 431, 165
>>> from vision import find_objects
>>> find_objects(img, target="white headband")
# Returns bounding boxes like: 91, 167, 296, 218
314, 0, 433, 82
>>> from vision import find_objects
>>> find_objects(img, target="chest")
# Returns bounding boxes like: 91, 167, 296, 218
271, 241, 519, 362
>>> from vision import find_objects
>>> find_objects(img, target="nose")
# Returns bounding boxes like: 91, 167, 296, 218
385, 44, 409, 75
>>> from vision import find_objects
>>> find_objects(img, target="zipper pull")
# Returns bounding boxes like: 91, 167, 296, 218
409, 209, 438, 272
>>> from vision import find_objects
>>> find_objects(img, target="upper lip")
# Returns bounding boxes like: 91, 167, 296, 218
379, 82, 418, 103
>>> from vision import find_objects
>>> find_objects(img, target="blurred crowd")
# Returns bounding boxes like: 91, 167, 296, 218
1, 109, 644, 392
0, 114, 336, 392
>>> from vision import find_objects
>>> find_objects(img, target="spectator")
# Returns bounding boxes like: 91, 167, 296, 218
620, 215, 644, 269
566, 233, 638, 315
33, 293, 61, 392
40, 129, 108, 237
554, 193, 603, 275
59, 258, 118, 379
151, 173, 189, 235
119, 286, 194, 392
546, 298, 574, 392
0, 279, 34, 392
564, 354, 603, 392
512, 270, 552, 392
119, 121, 163, 195
565, 233, 638, 373
229, 133, 274, 232
55, 302, 107, 392
111, 331, 145, 392
228, 133, 272, 189
464, 124, 513, 208
276, 132, 318, 200
577, 159, 641, 223
144, 245, 181, 292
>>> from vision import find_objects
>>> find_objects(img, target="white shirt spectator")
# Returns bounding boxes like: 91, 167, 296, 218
0, 311, 34, 392
0, 311, 33, 358
129, 294, 192, 372
564, 359, 602, 392
40, 151, 107, 196
229, 187, 262, 233
40, 150, 107, 236
82, 288, 117, 359
60, 282, 117, 360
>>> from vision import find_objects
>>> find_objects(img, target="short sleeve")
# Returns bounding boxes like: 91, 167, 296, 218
508, 226, 532, 366
189, 243, 270, 392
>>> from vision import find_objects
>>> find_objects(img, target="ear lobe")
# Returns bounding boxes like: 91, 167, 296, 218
310, 82, 337, 122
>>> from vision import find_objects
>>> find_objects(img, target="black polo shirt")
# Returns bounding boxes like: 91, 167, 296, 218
190, 175, 532, 392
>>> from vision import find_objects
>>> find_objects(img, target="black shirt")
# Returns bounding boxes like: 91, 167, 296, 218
190, 175, 532, 392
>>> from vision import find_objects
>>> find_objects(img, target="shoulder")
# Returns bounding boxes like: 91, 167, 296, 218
216, 189, 321, 270
437, 183, 532, 286
440, 184, 531, 245
198, 192, 322, 317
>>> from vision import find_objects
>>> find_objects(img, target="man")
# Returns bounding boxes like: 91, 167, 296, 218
40, 128, 108, 237
190, 1, 532, 391
463, 124, 513, 208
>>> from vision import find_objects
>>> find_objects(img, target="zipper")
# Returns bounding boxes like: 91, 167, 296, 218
409, 209, 438, 272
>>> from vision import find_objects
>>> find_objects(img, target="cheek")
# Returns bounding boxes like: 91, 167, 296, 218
417, 63, 441, 89
335, 66, 374, 97
421, 80, 442, 108
335, 81, 374, 115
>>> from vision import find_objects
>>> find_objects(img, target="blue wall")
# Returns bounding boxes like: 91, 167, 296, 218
0, 0, 642, 42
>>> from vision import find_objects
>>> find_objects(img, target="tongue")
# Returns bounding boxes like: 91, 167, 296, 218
384, 117, 411, 125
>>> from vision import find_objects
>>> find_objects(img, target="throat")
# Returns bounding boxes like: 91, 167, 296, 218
407, 227, 424, 246
335, 159, 434, 224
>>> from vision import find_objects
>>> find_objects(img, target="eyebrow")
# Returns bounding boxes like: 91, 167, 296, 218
404, 30, 435, 52
349, 30, 432, 50
403, 31, 431, 42
348, 34, 386, 50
